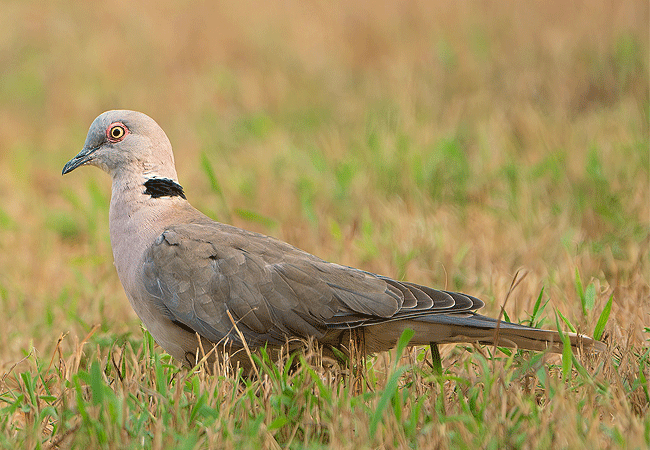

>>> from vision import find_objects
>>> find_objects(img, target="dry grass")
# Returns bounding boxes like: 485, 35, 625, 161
0, 0, 648, 448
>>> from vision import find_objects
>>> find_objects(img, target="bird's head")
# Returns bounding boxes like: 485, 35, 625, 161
62, 110, 178, 181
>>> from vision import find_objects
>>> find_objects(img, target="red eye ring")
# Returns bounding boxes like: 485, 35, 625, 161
107, 122, 128, 142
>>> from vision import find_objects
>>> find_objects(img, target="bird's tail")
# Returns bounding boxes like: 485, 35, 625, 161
367, 313, 606, 353
417, 313, 606, 352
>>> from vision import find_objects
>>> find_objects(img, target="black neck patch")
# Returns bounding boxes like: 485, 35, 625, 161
143, 178, 186, 199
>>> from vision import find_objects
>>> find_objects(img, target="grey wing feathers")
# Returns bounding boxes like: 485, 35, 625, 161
142, 222, 485, 347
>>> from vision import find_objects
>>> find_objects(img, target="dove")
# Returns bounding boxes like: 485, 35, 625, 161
62, 110, 605, 369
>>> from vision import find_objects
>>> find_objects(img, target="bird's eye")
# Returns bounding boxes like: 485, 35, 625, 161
107, 123, 128, 142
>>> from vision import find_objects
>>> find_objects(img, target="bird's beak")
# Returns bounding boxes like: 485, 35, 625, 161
62, 145, 98, 175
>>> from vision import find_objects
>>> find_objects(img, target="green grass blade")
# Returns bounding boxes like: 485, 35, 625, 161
593, 294, 613, 341
555, 315, 573, 380
369, 329, 414, 437
369, 365, 409, 438
394, 329, 414, 367
584, 283, 596, 312
557, 310, 577, 333
575, 268, 586, 315
200, 152, 224, 197
233, 208, 277, 228
530, 287, 544, 325
200, 152, 231, 221
89, 360, 104, 406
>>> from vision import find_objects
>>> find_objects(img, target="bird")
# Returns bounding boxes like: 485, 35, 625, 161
62, 110, 605, 370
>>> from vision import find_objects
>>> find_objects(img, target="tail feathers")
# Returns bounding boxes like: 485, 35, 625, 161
365, 313, 606, 353
416, 313, 606, 352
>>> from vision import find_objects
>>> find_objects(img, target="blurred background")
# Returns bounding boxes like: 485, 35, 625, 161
0, 0, 647, 365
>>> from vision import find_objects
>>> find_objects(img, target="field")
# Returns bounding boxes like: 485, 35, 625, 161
0, 0, 648, 448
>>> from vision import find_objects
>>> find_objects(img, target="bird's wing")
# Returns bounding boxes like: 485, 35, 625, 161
142, 221, 483, 347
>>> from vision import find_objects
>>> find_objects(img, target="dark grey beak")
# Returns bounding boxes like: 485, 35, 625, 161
62, 146, 97, 175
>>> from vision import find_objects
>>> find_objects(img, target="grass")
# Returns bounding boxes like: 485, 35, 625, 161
0, 0, 648, 448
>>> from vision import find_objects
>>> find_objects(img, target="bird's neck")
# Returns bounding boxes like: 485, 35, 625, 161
108, 175, 188, 286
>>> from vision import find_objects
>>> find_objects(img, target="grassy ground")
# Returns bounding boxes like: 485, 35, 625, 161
0, 0, 648, 448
